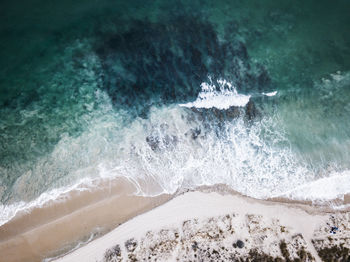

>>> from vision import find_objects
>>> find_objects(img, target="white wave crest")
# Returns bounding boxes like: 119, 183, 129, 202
2, 79, 350, 225
0, 178, 97, 226
278, 170, 350, 202
262, 91, 277, 97
180, 78, 250, 109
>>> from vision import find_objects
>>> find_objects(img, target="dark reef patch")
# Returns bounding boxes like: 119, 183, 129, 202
95, 15, 271, 117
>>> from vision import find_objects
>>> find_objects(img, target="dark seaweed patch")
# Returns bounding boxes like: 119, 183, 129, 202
96, 15, 270, 117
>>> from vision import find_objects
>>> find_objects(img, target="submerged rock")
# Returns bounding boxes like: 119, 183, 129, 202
146, 134, 178, 151
185, 98, 259, 124
226, 106, 241, 119
245, 100, 259, 120
190, 128, 201, 140
95, 15, 270, 117
145, 135, 160, 151
184, 128, 202, 140
188, 106, 241, 122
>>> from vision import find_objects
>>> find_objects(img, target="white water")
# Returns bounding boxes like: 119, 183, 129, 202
0, 178, 98, 226
179, 78, 251, 109
1, 78, 350, 226
279, 170, 350, 202
263, 91, 277, 97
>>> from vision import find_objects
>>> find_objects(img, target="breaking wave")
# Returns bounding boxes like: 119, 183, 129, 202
0, 79, 334, 226
1, 10, 350, 227
179, 78, 251, 109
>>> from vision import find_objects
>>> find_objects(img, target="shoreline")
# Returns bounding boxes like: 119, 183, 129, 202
0, 178, 171, 262
52, 191, 350, 262
0, 181, 350, 262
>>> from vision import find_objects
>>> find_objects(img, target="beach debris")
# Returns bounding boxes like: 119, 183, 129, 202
97, 211, 350, 262
191, 241, 199, 251
312, 213, 350, 261
232, 239, 244, 248
125, 238, 138, 252
236, 239, 245, 248
330, 226, 339, 234
103, 244, 121, 262
279, 240, 291, 260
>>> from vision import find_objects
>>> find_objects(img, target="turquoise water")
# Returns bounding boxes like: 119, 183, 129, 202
1, 0, 350, 221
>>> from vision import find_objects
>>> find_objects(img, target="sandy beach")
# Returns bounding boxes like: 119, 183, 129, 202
0, 184, 350, 262
1, 184, 350, 262
0, 178, 170, 262
48, 191, 349, 262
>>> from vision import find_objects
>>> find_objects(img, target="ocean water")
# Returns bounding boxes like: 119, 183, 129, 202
1, 0, 350, 224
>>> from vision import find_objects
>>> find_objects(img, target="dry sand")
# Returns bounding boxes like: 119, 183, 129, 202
52, 191, 350, 262
0, 178, 171, 262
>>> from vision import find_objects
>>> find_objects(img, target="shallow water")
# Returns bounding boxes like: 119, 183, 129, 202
1, 0, 350, 224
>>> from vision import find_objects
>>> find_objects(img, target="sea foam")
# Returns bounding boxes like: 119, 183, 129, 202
262, 91, 277, 97
2, 79, 350, 226
0, 178, 97, 226
180, 79, 250, 109
279, 170, 350, 202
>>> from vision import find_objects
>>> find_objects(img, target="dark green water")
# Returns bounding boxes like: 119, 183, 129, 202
1, 0, 350, 223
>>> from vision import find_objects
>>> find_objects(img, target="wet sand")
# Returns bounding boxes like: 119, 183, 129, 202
268, 193, 350, 211
0, 178, 171, 262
